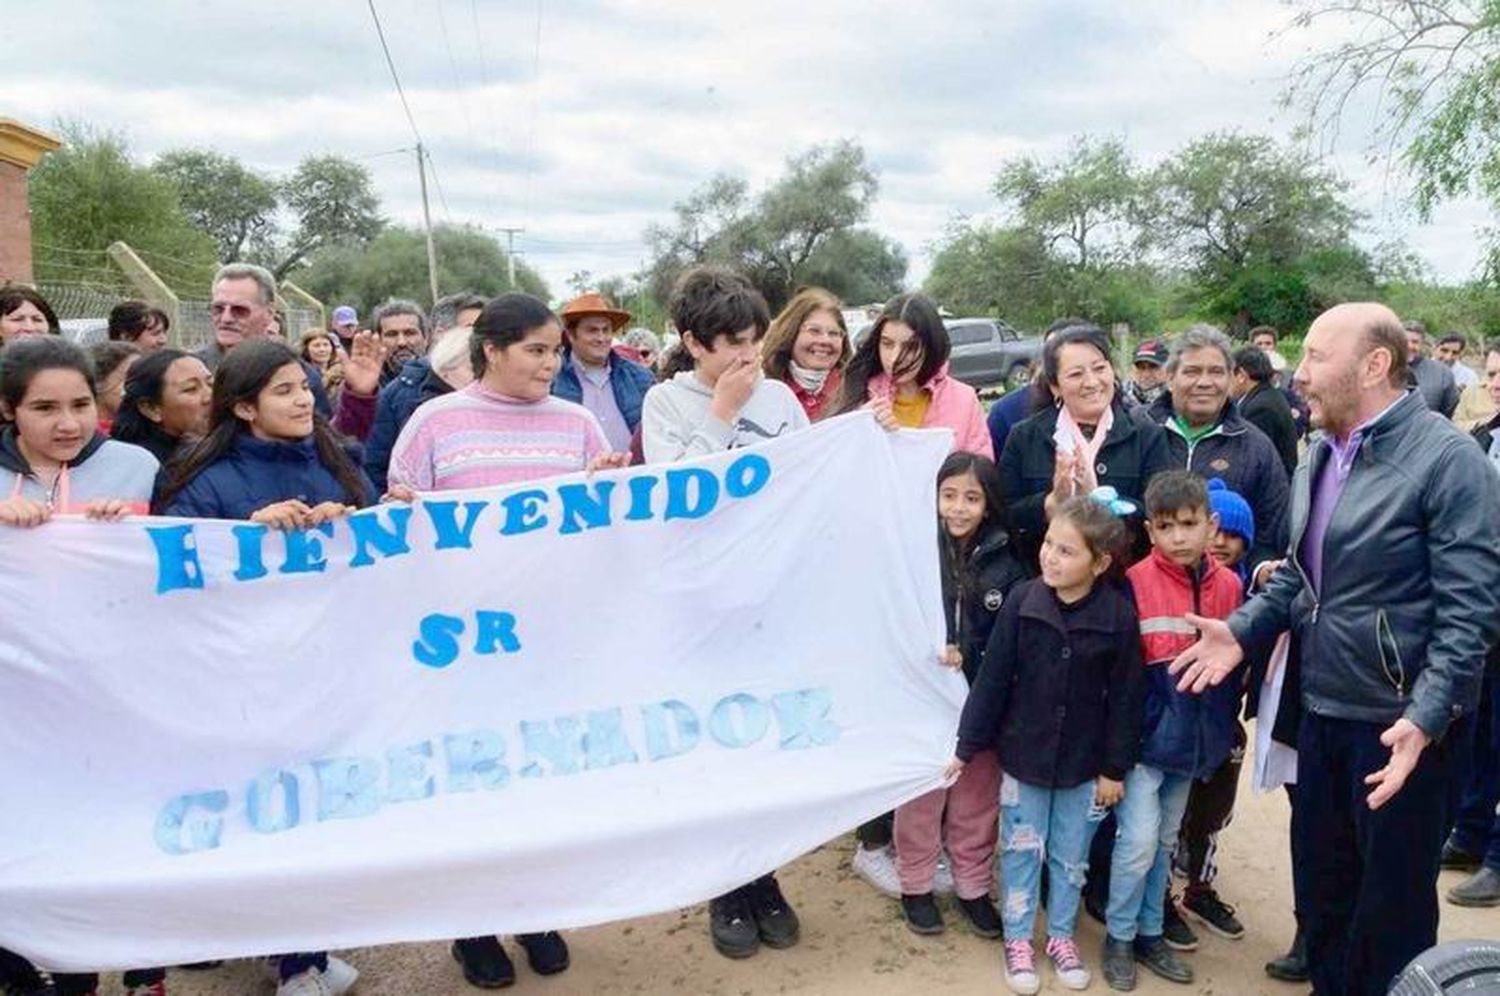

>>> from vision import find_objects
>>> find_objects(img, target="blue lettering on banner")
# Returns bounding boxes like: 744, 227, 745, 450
411, 611, 522, 669
154, 687, 841, 854
145, 455, 774, 596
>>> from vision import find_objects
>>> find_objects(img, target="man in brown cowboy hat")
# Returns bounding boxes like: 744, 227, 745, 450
553, 291, 656, 452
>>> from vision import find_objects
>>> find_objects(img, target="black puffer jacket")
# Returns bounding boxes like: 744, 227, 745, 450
939, 520, 1032, 684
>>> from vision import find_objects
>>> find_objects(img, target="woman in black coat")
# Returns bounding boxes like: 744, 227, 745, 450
1000, 324, 1173, 564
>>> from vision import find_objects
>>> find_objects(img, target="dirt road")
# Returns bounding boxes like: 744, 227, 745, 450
106, 766, 1499, 994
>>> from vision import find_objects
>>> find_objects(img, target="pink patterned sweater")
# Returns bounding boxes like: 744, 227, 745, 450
387, 382, 611, 491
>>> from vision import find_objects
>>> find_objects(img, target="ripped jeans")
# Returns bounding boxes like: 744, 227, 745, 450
999, 774, 1105, 941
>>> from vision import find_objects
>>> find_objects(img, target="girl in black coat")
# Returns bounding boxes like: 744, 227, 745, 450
949, 496, 1145, 992
893, 453, 1030, 940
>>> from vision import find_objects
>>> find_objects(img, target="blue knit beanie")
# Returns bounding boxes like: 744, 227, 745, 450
1207, 478, 1254, 546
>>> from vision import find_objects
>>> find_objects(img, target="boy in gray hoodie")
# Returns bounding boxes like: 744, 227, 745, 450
641, 268, 808, 464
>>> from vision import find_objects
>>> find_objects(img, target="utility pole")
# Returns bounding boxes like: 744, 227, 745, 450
416, 143, 440, 306
498, 227, 525, 289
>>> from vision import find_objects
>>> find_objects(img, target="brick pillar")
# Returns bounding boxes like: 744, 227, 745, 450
0, 118, 63, 286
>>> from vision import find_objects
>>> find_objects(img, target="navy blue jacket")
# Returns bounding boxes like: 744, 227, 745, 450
162, 435, 375, 521
986, 384, 1037, 461
1139, 395, 1291, 570
364, 358, 440, 494
940, 521, 1032, 684
551, 348, 656, 431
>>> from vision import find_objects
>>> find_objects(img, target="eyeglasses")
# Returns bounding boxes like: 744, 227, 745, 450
210, 303, 255, 320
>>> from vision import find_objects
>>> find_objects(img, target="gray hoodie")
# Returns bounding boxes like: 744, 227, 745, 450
641, 371, 810, 463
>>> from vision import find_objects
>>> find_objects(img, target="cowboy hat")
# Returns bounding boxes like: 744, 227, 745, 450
559, 292, 631, 332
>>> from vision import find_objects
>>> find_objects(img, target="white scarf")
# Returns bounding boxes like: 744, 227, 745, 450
789, 361, 830, 394
1053, 403, 1114, 478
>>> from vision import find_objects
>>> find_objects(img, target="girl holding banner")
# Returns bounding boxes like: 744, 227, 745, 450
386, 292, 627, 990
0, 338, 165, 995
151, 338, 370, 996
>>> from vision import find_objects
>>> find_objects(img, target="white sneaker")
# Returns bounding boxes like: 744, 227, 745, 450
277, 969, 332, 996
851, 844, 902, 897
932, 850, 955, 895
324, 956, 358, 995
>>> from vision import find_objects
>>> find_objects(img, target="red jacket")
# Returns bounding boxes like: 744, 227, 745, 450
1126, 547, 1244, 777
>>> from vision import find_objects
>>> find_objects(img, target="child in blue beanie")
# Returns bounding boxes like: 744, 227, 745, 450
1207, 478, 1255, 588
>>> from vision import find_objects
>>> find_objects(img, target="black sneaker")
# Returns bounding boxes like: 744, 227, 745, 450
956, 895, 1003, 939
452, 936, 516, 989
515, 931, 570, 975
709, 888, 761, 959
1101, 934, 1136, 991
1133, 935, 1193, 984
745, 874, 801, 949
900, 892, 945, 935
1182, 887, 1244, 940
1162, 895, 1199, 951
1441, 839, 1484, 872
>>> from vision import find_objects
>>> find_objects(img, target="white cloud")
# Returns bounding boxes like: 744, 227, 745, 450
3, 0, 1490, 301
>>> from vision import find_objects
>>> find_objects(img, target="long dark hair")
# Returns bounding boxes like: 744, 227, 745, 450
0, 336, 95, 409
937, 451, 1008, 537
112, 348, 189, 447
157, 340, 369, 511
835, 292, 950, 414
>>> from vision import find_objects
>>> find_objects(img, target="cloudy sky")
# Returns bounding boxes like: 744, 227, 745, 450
5, 0, 1491, 298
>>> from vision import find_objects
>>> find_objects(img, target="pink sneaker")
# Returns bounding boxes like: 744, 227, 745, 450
1046, 935, 1092, 990
1003, 939, 1040, 994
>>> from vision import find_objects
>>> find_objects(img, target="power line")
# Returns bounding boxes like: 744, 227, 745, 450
366, 0, 424, 147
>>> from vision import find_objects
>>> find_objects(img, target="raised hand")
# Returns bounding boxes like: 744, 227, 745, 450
341, 330, 388, 398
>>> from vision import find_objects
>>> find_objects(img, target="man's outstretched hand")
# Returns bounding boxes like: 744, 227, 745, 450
1168, 614, 1244, 693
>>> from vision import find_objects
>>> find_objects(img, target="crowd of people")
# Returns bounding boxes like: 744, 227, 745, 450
1, 267, 1499, 996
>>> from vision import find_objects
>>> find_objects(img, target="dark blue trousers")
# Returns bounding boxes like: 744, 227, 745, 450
1449, 664, 1500, 869
1294, 711, 1458, 996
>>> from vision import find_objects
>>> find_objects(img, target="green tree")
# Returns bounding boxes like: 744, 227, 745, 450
798, 229, 908, 306
271, 155, 384, 279
924, 224, 1062, 328
993, 135, 1138, 270
642, 141, 903, 311
292, 223, 546, 314
28, 124, 218, 290
1145, 133, 1358, 277
153, 149, 278, 263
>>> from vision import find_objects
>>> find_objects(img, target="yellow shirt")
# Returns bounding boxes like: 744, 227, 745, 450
891, 390, 932, 429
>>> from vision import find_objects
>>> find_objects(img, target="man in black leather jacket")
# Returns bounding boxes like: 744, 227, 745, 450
1171, 303, 1500, 996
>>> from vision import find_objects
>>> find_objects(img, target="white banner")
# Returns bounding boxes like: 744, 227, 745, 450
0, 414, 961, 972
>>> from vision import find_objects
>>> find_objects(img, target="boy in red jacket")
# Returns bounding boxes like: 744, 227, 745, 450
1102, 471, 1243, 992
